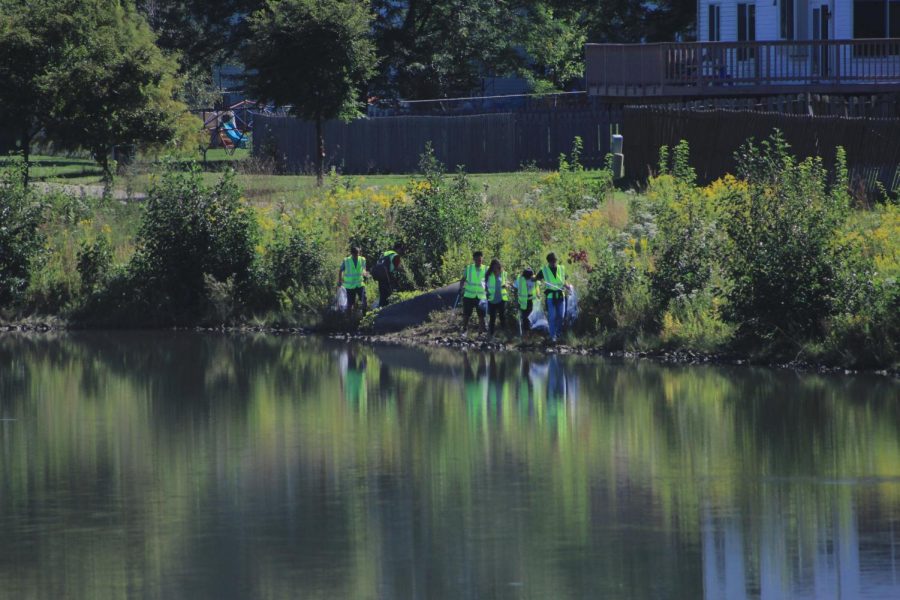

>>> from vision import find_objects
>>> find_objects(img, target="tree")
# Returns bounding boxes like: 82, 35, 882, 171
576, 0, 696, 43
44, 0, 190, 181
0, 0, 192, 183
371, 0, 516, 100
516, 4, 586, 93
136, 0, 263, 76
243, 0, 377, 185
0, 159, 43, 307
0, 0, 65, 184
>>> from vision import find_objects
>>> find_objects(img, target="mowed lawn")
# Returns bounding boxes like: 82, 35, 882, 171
5, 152, 620, 207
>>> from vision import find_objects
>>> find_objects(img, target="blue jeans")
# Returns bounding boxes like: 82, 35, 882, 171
546, 296, 565, 340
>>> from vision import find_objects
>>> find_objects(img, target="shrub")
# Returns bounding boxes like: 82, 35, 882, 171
0, 159, 44, 307
77, 233, 113, 296
648, 142, 722, 311
348, 202, 395, 268
822, 203, 899, 366
722, 131, 851, 341
129, 165, 260, 321
540, 136, 613, 213
267, 217, 329, 293
660, 287, 735, 352
398, 145, 485, 287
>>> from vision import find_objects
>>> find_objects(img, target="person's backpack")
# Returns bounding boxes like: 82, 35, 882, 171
373, 252, 394, 281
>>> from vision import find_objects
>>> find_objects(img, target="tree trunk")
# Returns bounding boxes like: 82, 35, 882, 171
20, 126, 30, 188
315, 117, 324, 186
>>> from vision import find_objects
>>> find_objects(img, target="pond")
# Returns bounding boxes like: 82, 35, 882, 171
0, 332, 898, 599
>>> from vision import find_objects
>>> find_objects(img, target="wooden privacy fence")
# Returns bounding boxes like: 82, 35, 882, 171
252, 108, 621, 174
624, 107, 900, 192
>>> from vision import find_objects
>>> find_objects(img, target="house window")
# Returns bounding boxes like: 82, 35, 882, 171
854, 1, 900, 38
780, 0, 794, 39
708, 4, 721, 41
738, 3, 756, 59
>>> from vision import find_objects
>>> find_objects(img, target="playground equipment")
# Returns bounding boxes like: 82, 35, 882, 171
220, 115, 247, 151
200, 100, 257, 155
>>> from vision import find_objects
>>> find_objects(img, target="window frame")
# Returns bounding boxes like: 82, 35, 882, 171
738, 3, 757, 60
780, 0, 795, 40
708, 3, 721, 42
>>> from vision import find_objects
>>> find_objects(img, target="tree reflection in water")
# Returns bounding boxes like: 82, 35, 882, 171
0, 332, 898, 598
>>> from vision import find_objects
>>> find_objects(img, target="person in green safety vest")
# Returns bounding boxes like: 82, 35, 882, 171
458, 250, 487, 335
337, 246, 368, 313
372, 242, 404, 307
534, 252, 568, 342
485, 258, 509, 336
513, 267, 536, 336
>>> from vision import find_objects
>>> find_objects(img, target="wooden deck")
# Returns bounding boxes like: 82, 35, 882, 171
586, 39, 900, 98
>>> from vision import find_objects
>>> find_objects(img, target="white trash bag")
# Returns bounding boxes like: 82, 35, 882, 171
334, 287, 348, 312
528, 301, 549, 331
564, 286, 579, 325
478, 299, 488, 314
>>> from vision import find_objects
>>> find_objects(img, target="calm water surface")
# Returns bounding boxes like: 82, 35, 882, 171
1, 332, 899, 599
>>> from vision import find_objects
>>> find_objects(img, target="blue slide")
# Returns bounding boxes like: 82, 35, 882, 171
222, 120, 247, 148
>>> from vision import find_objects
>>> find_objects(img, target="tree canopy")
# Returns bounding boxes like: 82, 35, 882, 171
243, 0, 377, 184
134, 0, 697, 102
0, 0, 195, 180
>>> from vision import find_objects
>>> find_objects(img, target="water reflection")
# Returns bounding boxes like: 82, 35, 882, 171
0, 332, 898, 599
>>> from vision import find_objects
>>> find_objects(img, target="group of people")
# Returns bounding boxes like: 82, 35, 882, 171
337, 244, 572, 341
458, 250, 570, 342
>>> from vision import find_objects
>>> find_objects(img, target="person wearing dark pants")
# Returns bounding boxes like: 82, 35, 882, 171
377, 278, 392, 309
485, 258, 509, 336
373, 243, 403, 307
514, 267, 536, 335
459, 251, 487, 335
337, 246, 368, 314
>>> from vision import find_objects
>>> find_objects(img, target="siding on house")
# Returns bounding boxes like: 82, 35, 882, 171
755, 3, 779, 41
698, 0, 852, 42
833, 0, 852, 40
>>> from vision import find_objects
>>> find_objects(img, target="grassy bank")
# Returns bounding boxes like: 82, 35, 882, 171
2, 134, 898, 369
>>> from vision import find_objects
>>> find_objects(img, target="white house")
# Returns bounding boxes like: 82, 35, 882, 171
585, 1, 900, 96
698, 0, 899, 43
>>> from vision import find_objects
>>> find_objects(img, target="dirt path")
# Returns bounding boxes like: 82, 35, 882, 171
31, 182, 146, 202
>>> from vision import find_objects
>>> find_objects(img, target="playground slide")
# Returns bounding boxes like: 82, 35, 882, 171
223, 121, 246, 147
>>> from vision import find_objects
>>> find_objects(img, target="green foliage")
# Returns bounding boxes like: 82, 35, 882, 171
0, 0, 190, 180
243, 0, 377, 182
129, 166, 260, 321
649, 142, 721, 310
267, 217, 329, 293
515, 4, 585, 92
77, 234, 112, 296
0, 159, 44, 306
244, 0, 376, 121
660, 287, 736, 352
724, 131, 850, 341
821, 203, 899, 367
398, 145, 486, 287
542, 137, 613, 213
136, 0, 261, 75
371, 0, 514, 99
348, 204, 394, 268
47, 0, 187, 177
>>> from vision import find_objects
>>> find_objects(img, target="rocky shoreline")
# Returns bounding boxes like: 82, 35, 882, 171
2, 319, 897, 378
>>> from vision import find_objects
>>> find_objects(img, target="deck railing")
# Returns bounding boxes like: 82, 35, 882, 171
587, 39, 900, 96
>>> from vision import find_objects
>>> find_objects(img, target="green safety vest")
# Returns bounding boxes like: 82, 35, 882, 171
486, 271, 509, 303
342, 256, 366, 289
541, 264, 567, 298
463, 263, 488, 299
382, 250, 398, 273
515, 276, 536, 310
